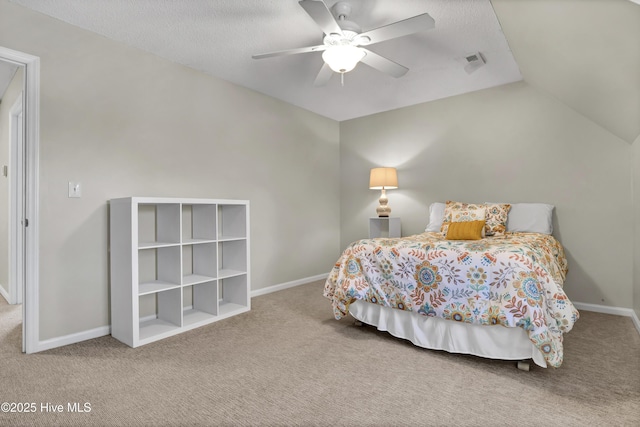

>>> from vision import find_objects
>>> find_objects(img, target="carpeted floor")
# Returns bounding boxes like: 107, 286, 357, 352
1, 280, 639, 426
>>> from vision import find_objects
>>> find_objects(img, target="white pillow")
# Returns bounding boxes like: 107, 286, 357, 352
425, 202, 446, 232
505, 203, 554, 234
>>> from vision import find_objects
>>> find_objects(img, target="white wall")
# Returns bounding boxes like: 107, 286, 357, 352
0, 0, 340, 341
0, 65, 22, 298
340, 81, 633, 308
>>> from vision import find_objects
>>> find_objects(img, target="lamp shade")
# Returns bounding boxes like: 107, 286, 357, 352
369, 167, 398, 190
322, 45, 366, 73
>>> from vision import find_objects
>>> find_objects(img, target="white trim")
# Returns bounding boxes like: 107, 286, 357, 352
9, 94, 23, 306
34, 275, 329, 350
24, 54, 40, 354
37, 326, 111, 352
574, 302, 640, 335
573, 301, 636, 317
0, 283, 9, 303
0, 46, 40, 354
29, 285, 640, 350
630, 0, 640, 6
250, 273, 328, 298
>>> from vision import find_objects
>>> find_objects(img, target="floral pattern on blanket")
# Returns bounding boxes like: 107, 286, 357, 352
323, 232, 579, 368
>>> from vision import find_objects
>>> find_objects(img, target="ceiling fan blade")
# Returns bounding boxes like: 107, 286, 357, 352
360, 49, 408, 78
299, 0, 343, 36
252, 44, 327, 59
357, 13, 435, 45
313, 63, 333, 87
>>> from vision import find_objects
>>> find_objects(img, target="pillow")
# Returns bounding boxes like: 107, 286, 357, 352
506, 203, 554, 234
425, 202, 446, 232
446, 220, 485, 240
440, 201, 486, 236
484, 203, 511, 237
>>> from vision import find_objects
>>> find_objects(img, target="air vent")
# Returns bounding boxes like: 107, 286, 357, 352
464, 52, 486, 74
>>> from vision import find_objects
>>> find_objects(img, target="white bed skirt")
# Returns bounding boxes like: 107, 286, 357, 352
349, 300, 547, 368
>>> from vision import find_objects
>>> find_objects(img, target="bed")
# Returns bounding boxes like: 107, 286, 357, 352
323, 201, 579, 368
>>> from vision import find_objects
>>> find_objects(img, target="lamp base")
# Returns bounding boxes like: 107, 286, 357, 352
376, 206, 391, 217
376, 189, 391, 217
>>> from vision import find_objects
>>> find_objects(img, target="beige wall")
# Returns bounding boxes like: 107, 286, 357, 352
340, 81, 633, 308
0, 1, 340, 340
491, 0, 640, 144
0, 66, 23, 298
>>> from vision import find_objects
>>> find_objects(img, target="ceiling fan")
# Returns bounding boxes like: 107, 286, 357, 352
252, 0, 435, 86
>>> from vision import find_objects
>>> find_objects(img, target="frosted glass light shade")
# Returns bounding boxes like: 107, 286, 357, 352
322, 45, 366, 73
369, 167, 398, 190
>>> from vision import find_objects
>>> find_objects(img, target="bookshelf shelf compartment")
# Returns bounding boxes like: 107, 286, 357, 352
110, 197, 250, 348
219, 275, 249, 319
138, 318, 181, 342
138, 288, 182, 343
183, 281, 218, 328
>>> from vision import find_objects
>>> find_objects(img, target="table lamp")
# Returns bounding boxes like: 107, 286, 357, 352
369, 167, 398, 217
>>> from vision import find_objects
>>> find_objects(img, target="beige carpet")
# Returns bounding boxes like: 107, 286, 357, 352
1, 280, 639, 426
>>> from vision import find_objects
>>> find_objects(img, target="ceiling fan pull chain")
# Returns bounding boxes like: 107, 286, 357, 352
341, 72, 344, 87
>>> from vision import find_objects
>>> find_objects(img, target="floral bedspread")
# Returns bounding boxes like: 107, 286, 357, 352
323, 232, 579, 367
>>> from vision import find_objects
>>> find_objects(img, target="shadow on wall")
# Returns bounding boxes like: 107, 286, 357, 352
561, 249, 607, 305
340, 143, 435, 247
552, 210, 604, 305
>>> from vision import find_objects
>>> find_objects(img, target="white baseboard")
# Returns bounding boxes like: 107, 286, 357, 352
32, 274, 329, 352
573, 301, 640, 336
33, 282, 638, 352
36, 325, 111, 353
250, 273, 328, 298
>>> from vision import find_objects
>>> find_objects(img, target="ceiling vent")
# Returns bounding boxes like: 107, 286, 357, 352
464, 52, 486, 74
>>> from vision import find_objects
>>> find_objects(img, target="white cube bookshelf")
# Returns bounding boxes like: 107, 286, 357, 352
110, 197, 250, 347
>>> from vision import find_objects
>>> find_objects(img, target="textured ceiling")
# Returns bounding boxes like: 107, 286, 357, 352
5, 0, 638, 143
7, 0, 522, 121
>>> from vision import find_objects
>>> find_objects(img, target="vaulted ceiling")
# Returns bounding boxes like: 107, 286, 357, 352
492, 0, 640, 144
5, 0, 640, 143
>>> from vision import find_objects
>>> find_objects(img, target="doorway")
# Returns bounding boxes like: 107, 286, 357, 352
0, 46, 40, 354
9, 90, 24, 307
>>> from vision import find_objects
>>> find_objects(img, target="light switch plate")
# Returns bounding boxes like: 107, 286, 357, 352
68, 181, 81, 198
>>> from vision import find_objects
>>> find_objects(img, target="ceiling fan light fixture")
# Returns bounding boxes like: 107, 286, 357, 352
322, 45, 365, 73
253, 1, 436, 85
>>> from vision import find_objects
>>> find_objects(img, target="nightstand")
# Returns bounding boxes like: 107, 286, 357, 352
369, 217, 401, 238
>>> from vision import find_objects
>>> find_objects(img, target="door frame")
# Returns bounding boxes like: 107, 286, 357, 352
0, 46, 40, 354
9, 94, 24, 306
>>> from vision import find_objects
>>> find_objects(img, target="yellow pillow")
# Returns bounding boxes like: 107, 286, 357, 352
445, 220, 486, 240
440, 201, 486, 236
